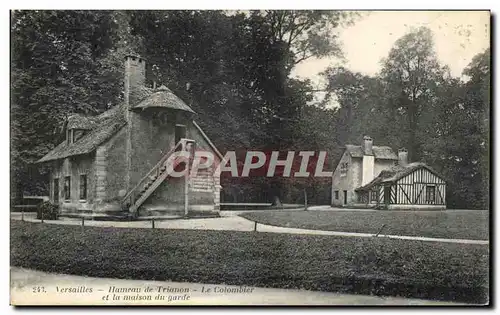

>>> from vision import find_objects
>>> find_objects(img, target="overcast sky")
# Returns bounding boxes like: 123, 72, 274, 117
292, 11, 490, 99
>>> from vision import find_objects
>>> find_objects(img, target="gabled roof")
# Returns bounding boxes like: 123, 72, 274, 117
345, 144, 397, 160
355, 162, 445, 191
133, 85, 196, 113
36, 105, 126, 163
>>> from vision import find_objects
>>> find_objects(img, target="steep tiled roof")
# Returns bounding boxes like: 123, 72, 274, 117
355, 162, 445, 191
67, 114, 99, 130
133, 85, 196, 113
345, 144, 398, 160
36, 105, 125, 163
130, 85, 155, 104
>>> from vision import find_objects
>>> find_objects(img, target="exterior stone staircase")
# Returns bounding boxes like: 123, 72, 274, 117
121, 138, 196, 216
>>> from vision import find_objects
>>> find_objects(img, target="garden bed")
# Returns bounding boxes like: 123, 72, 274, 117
240, 210, 489, 240
10, 221, 489, 304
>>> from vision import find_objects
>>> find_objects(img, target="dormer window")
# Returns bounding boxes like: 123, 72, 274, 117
73, 129, 86, 143
66, 128, 86, 145
66, 114, 95, 145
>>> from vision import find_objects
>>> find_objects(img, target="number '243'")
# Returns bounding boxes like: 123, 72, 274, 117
32, 286, 46, 293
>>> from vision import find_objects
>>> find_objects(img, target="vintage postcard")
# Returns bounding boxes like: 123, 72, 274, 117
10, 10, 490, 306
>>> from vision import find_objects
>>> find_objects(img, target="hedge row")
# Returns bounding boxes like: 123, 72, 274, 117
11, 221, 489, 304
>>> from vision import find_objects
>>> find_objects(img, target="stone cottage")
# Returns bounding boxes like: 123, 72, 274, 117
331, 136, 398, 207
36, 54, 223, 219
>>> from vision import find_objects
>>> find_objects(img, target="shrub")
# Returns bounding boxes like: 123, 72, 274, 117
36, 201, 59, 220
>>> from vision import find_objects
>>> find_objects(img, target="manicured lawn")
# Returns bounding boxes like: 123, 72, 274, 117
240, 210, 489, 240
11, 221, 489, 303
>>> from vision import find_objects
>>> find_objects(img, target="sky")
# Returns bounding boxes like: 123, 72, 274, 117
291, 11, 490, 104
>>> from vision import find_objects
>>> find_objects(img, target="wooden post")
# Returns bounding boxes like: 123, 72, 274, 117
82, 217, 85, 227
21, 208, 24, 222
254, 221, 257, 232
304, 188, 308, 211
184, 141, 192, 218
184, 165, 189, 217
375, 224, 386, 237
152, 218, 155, 229
41, 210, 44, 223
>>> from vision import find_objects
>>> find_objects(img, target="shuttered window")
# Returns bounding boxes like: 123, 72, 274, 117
64, 176, 71, 201
53, 178, 59, 203
79, 174, 87, 200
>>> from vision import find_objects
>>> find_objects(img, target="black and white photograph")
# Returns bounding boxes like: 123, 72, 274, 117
9, 9, 490, 306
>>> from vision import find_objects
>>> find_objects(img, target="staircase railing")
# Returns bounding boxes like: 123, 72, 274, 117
121, 138, 194, 211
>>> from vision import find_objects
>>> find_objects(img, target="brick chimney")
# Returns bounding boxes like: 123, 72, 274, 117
398, 148, 408, 166
124, 54, 146, 108
363, 136, 373, 156
123, 54, 146, 191
361, 136, 375, 186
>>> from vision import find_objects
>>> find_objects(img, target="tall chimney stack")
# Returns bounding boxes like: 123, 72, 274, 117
124, 54, 146, 108
361, 136, 375, 186
398, 148, 408, 166
363, 136, 373, 156
123, 54, 146, 191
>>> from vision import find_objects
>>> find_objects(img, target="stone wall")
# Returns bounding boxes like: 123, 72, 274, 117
103, 127, 128, 204
128, 109, 176, 190
50, 153, 95, 213
331, 151, 358, 206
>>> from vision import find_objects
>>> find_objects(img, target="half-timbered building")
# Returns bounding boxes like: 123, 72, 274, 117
355, 149, 447, 210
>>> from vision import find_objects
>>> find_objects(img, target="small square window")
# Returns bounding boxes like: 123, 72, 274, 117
334, 190, 339, 200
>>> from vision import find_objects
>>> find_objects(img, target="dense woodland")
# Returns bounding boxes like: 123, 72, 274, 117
11, 11, 490, 209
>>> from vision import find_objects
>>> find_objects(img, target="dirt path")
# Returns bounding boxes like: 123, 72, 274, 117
10, 267, 463, 306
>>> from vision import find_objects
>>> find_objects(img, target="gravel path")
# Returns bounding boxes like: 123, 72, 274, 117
11, 212, 488, 244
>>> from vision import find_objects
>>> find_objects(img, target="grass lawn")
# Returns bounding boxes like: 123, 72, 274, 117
240, 210, 489, 240
11, 221, 489, 303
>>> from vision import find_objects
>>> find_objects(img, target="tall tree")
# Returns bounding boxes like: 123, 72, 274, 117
11, 10, 123, 202
322, 66, 390, 148
424, 48, 490, 209
380, 27, 446, 162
